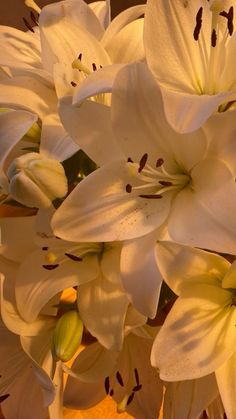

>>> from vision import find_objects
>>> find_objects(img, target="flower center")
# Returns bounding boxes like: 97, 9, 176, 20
125, 154, 189, 200
41, 242, 103, 270
193, 2, 235, 95
104, 368, 142, 413
71, 54, 109, 105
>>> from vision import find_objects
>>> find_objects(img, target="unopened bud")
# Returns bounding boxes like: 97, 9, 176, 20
7, 152, 68, 208
52, 310, 83, 362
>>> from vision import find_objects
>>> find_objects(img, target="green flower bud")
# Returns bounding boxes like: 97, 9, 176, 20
52, 310, 83, 362
7, 152, 68, 208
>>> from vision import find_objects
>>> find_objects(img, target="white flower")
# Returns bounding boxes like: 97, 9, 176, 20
52, 62, 236, 255
63, 326, 163, 419
152, 240, 236, 419
144, 0, 236, 132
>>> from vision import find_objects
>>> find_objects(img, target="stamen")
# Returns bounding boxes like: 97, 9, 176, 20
193, 7, 203, 41
116, 371, 124, 387
42, 264, 59, 270
211, 29, 217, 47
22, 17, 35, 33
92, 63, 97, 71
134, 368, 140, 385
64, 253, 82, 262
109, 389, 114, 396
126, 184, 132, 193
0, 394, 10, 403
159, 180, 173, 186
104, 376, 110, 394
127, 392, 135, 406
156, 158, 164, 168
220, 6, 234, 35
70, 81, 77, 87
30, 11, 39, 25
139, 194, 163, 199
25, 0, 41, 14
78, 53, 82, 61
42, 247, 48, 251
132, 384, 142, 392
138, 153, 148, 173
127, 157, 133, 163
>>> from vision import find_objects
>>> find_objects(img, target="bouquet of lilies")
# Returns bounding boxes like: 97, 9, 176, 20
0, 0, 236, 417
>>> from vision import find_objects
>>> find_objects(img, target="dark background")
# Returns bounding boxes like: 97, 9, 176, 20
0, 0, 146, 29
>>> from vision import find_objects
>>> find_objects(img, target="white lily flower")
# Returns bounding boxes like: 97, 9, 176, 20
52, 62, 236, 255
63, 326, 163, 419
144, 0, 236, 133
0, 320, 54, 419
152, 240, 236, 419
0, 0, 145, 169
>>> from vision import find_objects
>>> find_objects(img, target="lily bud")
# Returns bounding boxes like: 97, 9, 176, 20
7, 152, 68, 208
52, 310, 83, 362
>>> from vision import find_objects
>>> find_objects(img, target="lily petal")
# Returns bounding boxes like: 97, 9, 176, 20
169, 158, 236, 254
155, 241, 230, 296
59, 96, 124, 166
152, 284, 236, 381
51, 160, 172, 242
15, 249, 99, 322
78, 273, 129, 350
0, 110, 37, 192
215, 351, 236, 419
121, 232, 163, 318
163, 374, 219, 419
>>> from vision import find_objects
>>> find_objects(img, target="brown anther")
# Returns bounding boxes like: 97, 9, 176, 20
138, 153, 148, 173
30, 11, 38, 25
65, 253, 82, 262
78, 53, 82, 61
71, 81, 77, 87
42, 264, 59, 270
159, 180, 173, 187
193, 7, 203, 41
22, 17, 35, 33
109, 389, 114, 396
92, 63, 97, 71
42, 246, 48, 251
211, 29, 217, 47
126, 184, 132, 193
0, 394, 10, 403
116, 371, 124, 387
220, 7, 234, 36
104, 376, 110, 394
127, 392, 135, 406
139, 194, 163, 199
127, 157, 134, 163
134, 368, 140, 385
156, 158, 164, 168
132, 384, 142, 392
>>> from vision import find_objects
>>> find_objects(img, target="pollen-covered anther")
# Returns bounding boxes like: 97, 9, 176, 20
156, 158, 164, 168
22, 17, 35, 33
138, 153, 148, 173
104, 376, 110, 394
139, 194, 163, 199
116, 371, 124, 387
193, 7, 203, 41
220, 6, 234, 35
42, 264, 59, 270
126, 184, 132, 193
211, 29, 217, 47
64, 253, 83, 262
